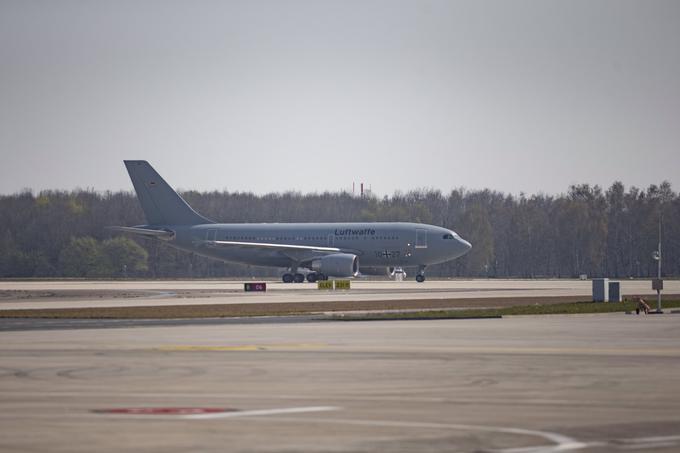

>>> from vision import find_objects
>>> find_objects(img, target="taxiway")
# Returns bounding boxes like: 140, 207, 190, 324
1, 314, 679, 452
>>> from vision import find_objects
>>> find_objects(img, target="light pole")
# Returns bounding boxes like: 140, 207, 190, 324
652, 214, 662, 313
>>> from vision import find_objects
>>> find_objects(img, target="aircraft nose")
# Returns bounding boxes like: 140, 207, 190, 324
457, 237, 472, 255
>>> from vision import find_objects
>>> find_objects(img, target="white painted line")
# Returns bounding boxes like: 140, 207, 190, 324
182, 406, 341, 420
259, 417, 587, 453
613, 434, 680, 450
617, 434, 680, 443
619, 442, 679, 450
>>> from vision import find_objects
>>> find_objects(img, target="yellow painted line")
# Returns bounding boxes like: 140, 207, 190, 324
156, 343, 328, 352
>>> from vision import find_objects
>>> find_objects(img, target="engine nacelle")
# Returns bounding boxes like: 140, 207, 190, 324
360, 266, 396, 277
312, 253, 359, 277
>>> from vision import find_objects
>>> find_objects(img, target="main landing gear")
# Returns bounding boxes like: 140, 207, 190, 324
305, 272, 328, 283
282, 271, 328, 283
282, 273, 305, 283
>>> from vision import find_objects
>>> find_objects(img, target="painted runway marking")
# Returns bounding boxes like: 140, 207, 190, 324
81, 403, 680, 451
182, 406, 341, 420
611, 434, 680, 450
260, 417, 588, 453
157, 343, 327, 351
513, 433, 680, 452
93, 407, 236, 415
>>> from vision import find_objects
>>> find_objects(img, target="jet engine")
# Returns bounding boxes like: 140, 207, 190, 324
360, 266, 396, 277
311, 253, 359, 277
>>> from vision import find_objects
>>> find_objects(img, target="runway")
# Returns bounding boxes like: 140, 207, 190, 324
1, 314, 679, 452
1, 279, 678, 310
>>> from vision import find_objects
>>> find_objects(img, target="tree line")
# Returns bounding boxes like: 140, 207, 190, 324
0, 181, 677, 278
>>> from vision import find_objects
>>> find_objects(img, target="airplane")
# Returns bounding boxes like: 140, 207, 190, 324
110, 161, 471, 283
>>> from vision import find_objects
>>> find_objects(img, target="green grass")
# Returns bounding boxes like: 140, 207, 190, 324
333, 299, 680, 321
2, 297, 678, 321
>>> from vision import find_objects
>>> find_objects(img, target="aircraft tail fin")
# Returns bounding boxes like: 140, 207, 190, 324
124, 160, 213, 226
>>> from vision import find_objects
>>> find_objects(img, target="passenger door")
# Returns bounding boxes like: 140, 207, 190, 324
415, 228, 428, 249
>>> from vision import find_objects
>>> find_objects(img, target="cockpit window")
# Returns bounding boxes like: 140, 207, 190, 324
442, 234, 455, 240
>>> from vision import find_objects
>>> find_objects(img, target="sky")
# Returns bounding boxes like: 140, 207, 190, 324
1, 0, 678, 196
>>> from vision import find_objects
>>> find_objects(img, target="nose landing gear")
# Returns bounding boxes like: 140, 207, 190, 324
415, 265, 426, 283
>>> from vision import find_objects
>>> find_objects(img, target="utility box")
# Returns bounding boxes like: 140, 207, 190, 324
608, 281, 621, 302
592, 278, 609, 302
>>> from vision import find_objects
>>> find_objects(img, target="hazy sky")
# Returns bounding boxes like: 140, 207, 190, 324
1, 0, 678, 196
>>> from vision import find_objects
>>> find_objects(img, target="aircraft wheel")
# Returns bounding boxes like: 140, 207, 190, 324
294, 273, 305, 283
282, 273, 294, 283
415, 274, 426, 283
306, 273, 318, 283
317, 273, 328, 281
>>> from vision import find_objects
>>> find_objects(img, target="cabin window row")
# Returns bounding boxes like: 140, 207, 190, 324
222, 235, 400, 242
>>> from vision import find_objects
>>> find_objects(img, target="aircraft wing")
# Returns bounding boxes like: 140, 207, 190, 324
107, 226, 175, 240
211, 240, 341, 252
209, 240, 357, 262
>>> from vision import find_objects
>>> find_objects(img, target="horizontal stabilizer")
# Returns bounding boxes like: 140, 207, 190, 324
107, 226, 175, 240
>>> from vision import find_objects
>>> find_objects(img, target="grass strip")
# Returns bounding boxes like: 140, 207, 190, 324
0, 296, 586, 319
1, 297, 678, 320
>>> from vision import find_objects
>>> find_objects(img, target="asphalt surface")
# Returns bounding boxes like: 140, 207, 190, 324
1, 314, 679, 452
